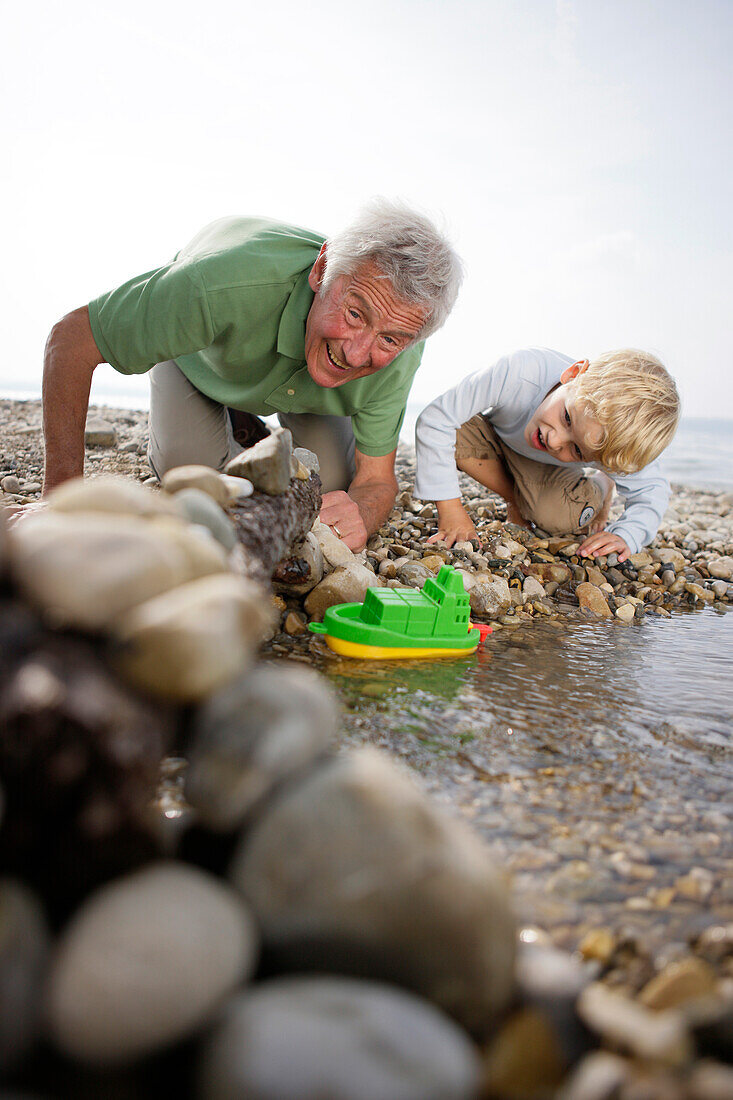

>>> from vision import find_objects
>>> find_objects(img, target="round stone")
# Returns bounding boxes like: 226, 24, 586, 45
198, 977, 481, 1100
47, 862, 258, 1064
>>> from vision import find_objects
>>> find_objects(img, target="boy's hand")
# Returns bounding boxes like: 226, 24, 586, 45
578, 530, 630, 561
427, 499, 480, 548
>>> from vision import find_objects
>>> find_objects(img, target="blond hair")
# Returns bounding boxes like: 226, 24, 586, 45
573, 349, 680, 473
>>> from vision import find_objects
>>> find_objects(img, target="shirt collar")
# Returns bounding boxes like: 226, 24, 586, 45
277, 268, 314, 362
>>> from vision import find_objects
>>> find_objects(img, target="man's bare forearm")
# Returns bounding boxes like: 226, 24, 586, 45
42, 307, 103, 495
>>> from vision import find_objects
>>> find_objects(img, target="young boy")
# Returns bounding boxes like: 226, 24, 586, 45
414, 348, 680, 561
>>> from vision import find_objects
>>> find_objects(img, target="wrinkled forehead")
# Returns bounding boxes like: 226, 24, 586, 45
342, 262, 429, 336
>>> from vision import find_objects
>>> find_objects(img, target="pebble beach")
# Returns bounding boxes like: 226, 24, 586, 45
1, 395, 732, 1099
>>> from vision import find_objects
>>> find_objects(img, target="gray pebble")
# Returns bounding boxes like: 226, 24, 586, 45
198, 977, 482, 1100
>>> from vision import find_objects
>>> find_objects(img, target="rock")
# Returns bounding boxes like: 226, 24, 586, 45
273, 533, 324, 596
147, 515, 231, 577
185, 665, 338, 831
112, 573, 273, 702
396, 560, 431, 588
707, 556, 733, 580
515, 942, 596, 1065
9, 512, 197, 631
559, 1051, 632, 1100
161, 464, 231, 507
469, 575, 511, 620
0, 880, 50, 1071
225, 427, 293, 495
219, 474, 254, 501
576, 982, 691, 1065
576, 583, 612, 618
46, 475, 179, 518
639, 956, 719, 1011
171, 488, 237, 550
1, 475, 21, 493
198, 977, 481, 1100
651, 548, 687, 572
420, 553, 447, 574
578, 928, 617, 965
585, 565, 606, 587
481, 1008, 567, 1097
84, 416, 117, 447
688, 1061, 733, 1100
229, 747, 516, 1034
711, 579, 729, 599
293, 447, 320, 475
283, 610, 308, 634
614, 603, 636, 622
522, 575, 546, 602
629, 551, 653, 568
47, 862, 257, 1064
304, 564, 379, 621
311, 519, 357, 568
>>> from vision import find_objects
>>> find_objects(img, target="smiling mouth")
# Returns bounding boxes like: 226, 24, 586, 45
536, 426, 546, 450
326, 342, 349, 371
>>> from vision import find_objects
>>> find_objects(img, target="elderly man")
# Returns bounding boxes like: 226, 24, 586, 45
42, 200, 462, 550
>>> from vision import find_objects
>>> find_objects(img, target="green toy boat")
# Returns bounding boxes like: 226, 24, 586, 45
309, 564, 492, 659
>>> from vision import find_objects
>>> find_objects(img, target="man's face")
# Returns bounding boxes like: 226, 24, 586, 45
304, 250, 428, 388
524, 377, 604, 464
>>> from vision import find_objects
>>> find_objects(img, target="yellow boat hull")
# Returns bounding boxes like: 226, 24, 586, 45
323, 635, 479, 660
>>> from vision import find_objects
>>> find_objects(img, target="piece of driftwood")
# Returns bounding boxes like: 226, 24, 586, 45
228, 471, 322, 584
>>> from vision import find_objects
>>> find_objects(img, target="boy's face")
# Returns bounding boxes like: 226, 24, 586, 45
524, 360, 604, 463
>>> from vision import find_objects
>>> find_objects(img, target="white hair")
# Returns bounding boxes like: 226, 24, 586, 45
321, 198, 463, 339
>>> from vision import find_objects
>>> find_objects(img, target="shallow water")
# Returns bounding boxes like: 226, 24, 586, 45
310, 608, 733, 951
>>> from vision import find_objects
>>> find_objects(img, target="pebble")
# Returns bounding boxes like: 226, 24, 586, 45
638, 956, 719, 1011
9, 511, 197, 630
576, 982, 692, 1064
171, 487, 238, 550
185, 664, 338, 830
112, 572, 274, 701
614, 603, 636, 622
84, 416, 117, 447
229, 747, 516, 1034
576, 582, 613, 619
304, 562, 380, 620
1, 474, 21, 493
225, 426, 293, 494
161, 464, 232, 507
199, 976, 482, 1100
46, 475, 180, 517
47, 862, 258, 1064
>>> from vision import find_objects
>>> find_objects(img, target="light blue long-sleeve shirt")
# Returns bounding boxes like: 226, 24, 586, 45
414, 347, 670, 554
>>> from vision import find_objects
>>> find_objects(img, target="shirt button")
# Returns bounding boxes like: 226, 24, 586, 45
287, 388, 295, 396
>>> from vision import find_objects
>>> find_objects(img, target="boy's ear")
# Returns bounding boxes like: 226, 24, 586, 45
560, 359, 590, 385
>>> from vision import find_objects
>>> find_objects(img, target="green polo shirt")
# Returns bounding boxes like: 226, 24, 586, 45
87, 217, 424, 456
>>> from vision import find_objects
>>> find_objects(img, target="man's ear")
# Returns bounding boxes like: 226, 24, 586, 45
560, 359, 590, 385
308, 243, 328, 292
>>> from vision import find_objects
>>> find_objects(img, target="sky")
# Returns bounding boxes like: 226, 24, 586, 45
3, 0, 732, 417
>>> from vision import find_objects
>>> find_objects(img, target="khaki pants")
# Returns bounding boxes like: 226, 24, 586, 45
455, 414, 606, 534
147, 360, 356, 493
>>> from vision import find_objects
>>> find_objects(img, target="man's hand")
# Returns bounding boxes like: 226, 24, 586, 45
578, 530, 631, 561
427, 498, 479, 548
320, 490, 367, 552
317, 449, 399, 552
